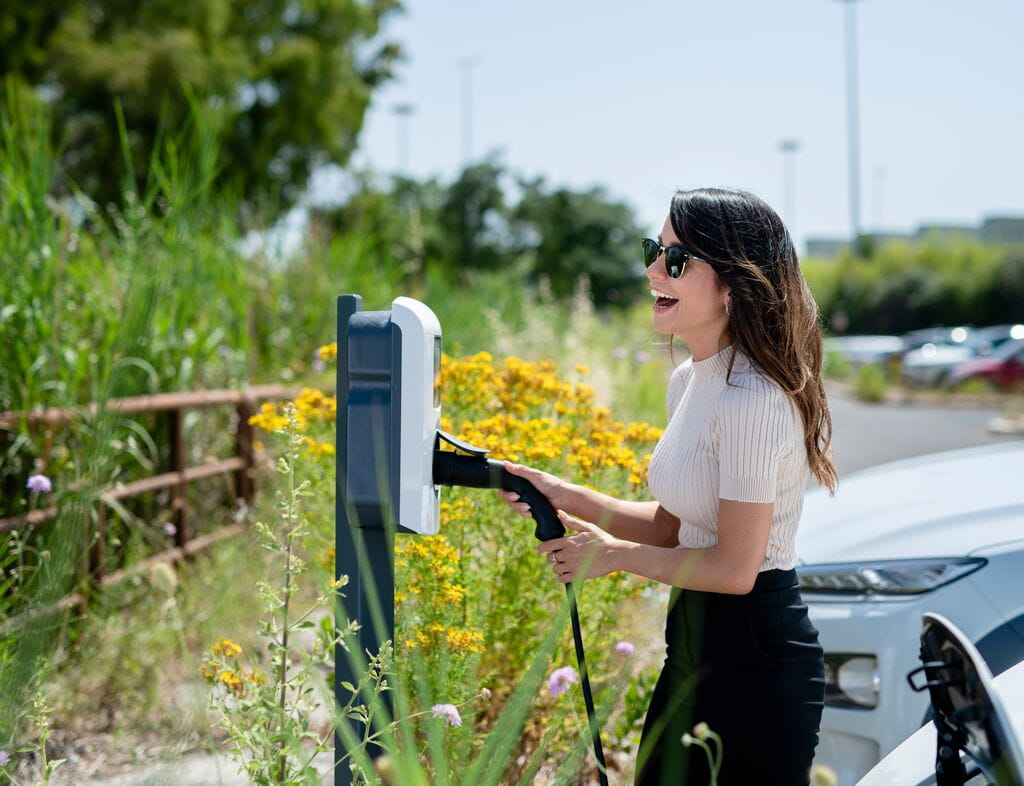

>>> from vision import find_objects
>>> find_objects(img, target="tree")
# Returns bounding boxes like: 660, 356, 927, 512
512, 177, 644, 307
0, 0, 402, 209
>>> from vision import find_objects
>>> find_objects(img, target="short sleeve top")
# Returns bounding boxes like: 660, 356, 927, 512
646, 345, 811, 571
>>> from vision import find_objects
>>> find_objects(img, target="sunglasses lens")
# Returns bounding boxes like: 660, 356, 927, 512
665, 248, 686, 278
641, 238, 659, 265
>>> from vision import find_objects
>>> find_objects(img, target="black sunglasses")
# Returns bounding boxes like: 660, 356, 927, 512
641, 237, 698, 279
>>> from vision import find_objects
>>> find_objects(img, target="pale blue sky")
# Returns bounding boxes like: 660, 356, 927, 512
348, 0, 1024, 253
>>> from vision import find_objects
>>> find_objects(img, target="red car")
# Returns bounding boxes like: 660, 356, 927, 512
946, 338, 1024, 390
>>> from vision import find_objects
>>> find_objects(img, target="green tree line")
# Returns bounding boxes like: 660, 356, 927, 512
804, 243, 1024, 334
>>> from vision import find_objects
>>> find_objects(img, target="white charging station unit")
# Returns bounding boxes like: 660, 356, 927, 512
391, 296, 442, 536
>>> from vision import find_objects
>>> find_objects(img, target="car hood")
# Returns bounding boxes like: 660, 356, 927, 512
796, 443, 1024, 564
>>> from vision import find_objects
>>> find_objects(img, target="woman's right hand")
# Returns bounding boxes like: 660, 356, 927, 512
498, 463, 576, 520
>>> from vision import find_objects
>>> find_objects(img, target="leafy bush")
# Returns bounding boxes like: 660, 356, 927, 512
852, 364, 887, 403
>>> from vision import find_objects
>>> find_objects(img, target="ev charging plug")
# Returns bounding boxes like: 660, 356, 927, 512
433, 429, 610, 786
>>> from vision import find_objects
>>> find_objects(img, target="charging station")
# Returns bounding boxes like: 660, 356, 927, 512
335, 293, 607, 785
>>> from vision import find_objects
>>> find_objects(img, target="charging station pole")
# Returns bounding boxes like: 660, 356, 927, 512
335, 294, 396, 785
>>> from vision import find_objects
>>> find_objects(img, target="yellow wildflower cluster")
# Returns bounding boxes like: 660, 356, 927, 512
302, 435, 335, 457
396, 535, 459, 584
404, 622, 485, 654
248, 402, 290, 432
436, 353, 662, 485
318, 342, 338, 361
211, 638, 242, 658
248, 388, 336, 460
294, 387, 337, 423
199, 639, 266, 699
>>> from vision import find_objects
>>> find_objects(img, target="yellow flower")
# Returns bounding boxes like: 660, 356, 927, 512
212, 638, 243, 658
318, 342, 338, 361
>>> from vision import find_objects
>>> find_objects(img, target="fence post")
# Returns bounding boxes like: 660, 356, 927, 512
169, 408, 187, 550
235, 397, 256, 505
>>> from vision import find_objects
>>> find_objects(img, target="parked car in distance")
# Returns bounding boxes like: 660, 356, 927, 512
824, 335, 905, 368
946, 337, 1024, 392
901, 324, 1024, 388
859, 614, 1024, 786
795, 442, 1024, 786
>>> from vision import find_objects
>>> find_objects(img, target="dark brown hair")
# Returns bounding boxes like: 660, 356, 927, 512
669, 188, 837, 493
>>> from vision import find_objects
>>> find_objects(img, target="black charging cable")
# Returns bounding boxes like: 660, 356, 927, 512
434, 435, 610, 786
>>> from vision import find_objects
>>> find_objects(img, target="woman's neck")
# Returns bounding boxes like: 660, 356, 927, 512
683, 331, 732, 362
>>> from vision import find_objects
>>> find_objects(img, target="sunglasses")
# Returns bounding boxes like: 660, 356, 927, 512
641, 237, 699, 279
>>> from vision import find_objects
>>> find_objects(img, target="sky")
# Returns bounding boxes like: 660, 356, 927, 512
343, 0, 1024, 253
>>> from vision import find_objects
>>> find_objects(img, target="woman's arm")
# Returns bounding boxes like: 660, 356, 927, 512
571, 487, 680, 548
499, 463, 679, 548
540, 499, 773, 595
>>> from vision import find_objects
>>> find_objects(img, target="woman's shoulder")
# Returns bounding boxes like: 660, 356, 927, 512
715, 360, 792, 414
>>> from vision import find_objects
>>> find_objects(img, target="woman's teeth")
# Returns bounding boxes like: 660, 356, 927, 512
651, 289, 679, 311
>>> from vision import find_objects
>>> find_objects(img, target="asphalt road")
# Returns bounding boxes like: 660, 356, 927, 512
827, 391, 1022, 478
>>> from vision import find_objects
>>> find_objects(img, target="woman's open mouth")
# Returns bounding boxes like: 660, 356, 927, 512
651, 289, 679, 313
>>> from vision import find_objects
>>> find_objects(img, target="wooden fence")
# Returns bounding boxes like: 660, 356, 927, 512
0, 384, 298, 611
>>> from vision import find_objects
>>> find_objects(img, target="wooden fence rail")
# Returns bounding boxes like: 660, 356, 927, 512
0, 384, 298, 607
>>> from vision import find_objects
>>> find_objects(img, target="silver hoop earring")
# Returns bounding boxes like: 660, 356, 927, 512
725, 300, 732, 317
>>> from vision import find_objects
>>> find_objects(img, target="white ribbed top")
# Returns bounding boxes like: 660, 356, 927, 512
646, 345, 810, 571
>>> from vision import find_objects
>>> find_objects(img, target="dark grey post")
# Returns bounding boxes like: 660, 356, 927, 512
335, 294, 401, 785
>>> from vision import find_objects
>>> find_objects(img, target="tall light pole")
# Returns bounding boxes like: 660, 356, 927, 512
458, 58, 480, 166
834, 0, 863, 244
778, 139, 801, 241
392, 103, 415, 175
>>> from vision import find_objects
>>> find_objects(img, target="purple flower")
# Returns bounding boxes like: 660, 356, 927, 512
0, 750, 9, 766
431, 703, 462, 727
612, 347, 627, 360
548, 666, 579, 698
26, 474, 52, 494
633, 351, 651, 364
163, 522, 177, 536
312, 357, 326, 373
614, 641, 635, 655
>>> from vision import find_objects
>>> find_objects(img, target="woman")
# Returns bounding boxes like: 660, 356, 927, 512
500, 188, 835, 785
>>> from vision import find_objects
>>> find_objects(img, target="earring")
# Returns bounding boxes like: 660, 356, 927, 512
725, 300, 732, 317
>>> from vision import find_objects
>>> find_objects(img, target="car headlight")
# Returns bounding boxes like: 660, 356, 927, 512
797, 557, 986, 596
825, 654, 880, 709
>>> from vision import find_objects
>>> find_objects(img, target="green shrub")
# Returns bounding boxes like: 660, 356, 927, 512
853, 364, 887, 403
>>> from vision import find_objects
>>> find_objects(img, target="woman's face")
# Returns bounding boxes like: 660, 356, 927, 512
646, 215, 730, 341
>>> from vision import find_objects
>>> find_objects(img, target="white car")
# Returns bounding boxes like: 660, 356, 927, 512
860, 613, 1024, 785
794, 442, 1024, 786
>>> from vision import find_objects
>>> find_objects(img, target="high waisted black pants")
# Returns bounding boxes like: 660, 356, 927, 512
634, 569, 825, 786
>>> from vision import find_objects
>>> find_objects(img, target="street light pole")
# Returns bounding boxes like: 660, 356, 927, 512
392, 103, 415, 175
778, 139, 801, 241
834, 0, 863, 244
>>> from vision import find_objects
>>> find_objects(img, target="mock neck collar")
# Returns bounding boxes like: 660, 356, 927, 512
691, 344, 749, 379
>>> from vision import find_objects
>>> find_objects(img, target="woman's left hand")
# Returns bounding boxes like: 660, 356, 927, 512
536, 511, 622, 583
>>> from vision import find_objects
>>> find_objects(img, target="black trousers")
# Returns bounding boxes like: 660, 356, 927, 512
634, 569, 825, 786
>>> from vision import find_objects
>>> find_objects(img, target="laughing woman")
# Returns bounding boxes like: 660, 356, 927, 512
500, 188, 835, 785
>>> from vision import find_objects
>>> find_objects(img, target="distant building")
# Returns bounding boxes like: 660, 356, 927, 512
979, 216, 1024, 245
805, 238, 851, 258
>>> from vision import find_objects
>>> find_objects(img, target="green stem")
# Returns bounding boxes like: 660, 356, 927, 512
275, 441, 297, 783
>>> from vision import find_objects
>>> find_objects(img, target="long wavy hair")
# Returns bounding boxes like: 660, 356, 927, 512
669, 188, 837, 493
